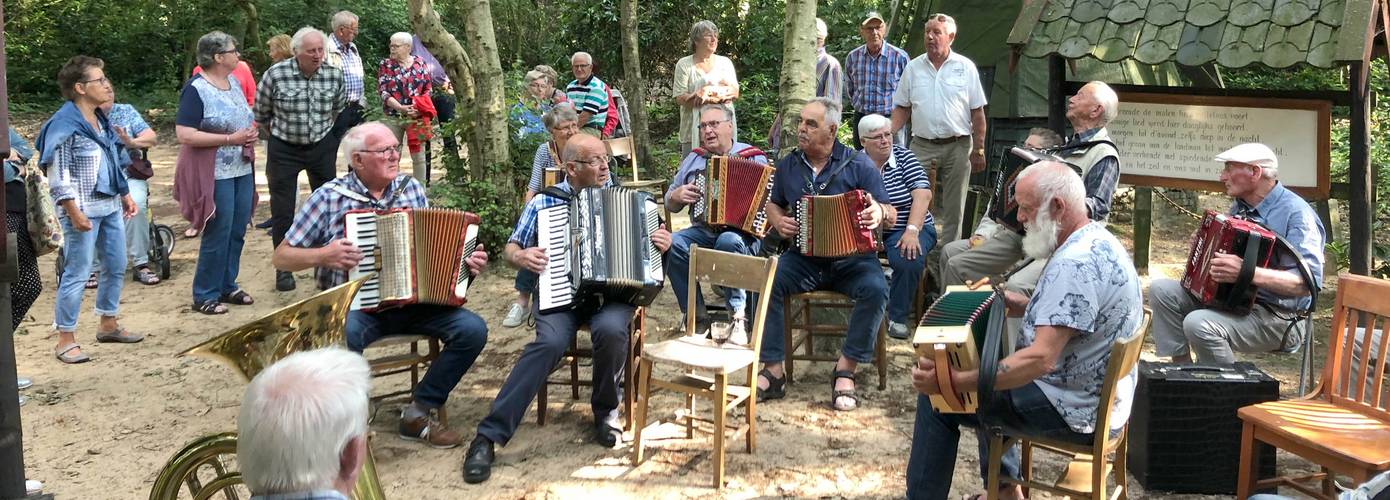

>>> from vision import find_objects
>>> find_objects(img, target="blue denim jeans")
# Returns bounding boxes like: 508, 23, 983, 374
760, 252, 887, 363
91, 178, 149, 271
192, 174, 254, 303
884, 226, 939, 324
906, 382, 1092, 500
667, 225, 757, 317
55, 210, 126, 331
345, 304, 489, 409
514, 268, 538, 294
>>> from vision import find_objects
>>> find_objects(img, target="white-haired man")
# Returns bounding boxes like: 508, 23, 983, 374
565, 52, 610, 137
237, 347, 371, 499
1149, 143, 1325, 364
908, 161, 1142, 500
256, 26, 347, 292
325, 10, 366, 138
891, 13, 986, 244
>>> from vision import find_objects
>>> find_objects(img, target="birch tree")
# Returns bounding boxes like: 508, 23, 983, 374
776, 0, 817, 157
619, 0, 652, 167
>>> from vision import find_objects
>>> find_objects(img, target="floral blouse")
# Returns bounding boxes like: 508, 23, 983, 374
377, 56, 433, 117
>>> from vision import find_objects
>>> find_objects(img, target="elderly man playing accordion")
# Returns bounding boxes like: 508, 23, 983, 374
1149, 143, 1325, 364
908, 161, 1143, 500
665, 103, 770, 338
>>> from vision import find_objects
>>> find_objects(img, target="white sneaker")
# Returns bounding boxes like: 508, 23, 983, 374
25, 479, 42, 494
17, 376, 31, 390
502, 303, 529, 328
888, 321, 910, 340
731, 317, 749, 345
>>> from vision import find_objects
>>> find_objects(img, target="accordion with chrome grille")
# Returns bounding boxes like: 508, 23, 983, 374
690, 155, 775, 237
344, 208, 480, 312
795, 189, 881, 257
536, 186, 665, 313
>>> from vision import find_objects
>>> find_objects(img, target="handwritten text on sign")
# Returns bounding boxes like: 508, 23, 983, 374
1105, 93, 1330, 198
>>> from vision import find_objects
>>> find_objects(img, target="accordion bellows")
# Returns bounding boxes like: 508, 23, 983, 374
693, 156, 775, 237
795, 189, 881, 257
344, 208, 481, 312
913, 287, 999, 414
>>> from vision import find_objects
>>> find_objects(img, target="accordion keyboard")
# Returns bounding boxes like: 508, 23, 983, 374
345, 211, 381, 311
537, 204, 573, 312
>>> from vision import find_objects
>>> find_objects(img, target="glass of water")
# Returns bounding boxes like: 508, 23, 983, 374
710, 321, 733, 346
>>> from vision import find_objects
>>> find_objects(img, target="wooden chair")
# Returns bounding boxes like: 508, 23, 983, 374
783, 291, 890, 390
631, 245, 779, 488
1236, 273, 1390, 499
606, 136, 670, 222
149, 432, 245, 500
984, 308, 1152, 500
363, 334, 446, 426
536, 308, 647, 431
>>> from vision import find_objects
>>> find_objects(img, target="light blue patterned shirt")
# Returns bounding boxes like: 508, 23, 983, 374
1020, 222, 1143, 434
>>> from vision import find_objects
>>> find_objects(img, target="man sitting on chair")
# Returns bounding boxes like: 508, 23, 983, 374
463, 133, 672, 484
758, 97, 894, 412
907, 162, 1142, 500
1149, 143, 1324, 364
272, 122, 490, 449
665, 103, 769, 338
237, 347, 372, 500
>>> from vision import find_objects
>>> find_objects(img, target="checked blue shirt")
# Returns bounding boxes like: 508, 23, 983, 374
509, 181, 573, 248
283, 171, 428, 290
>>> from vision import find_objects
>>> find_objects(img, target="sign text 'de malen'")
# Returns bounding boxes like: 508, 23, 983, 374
1106, 92, 1330, 199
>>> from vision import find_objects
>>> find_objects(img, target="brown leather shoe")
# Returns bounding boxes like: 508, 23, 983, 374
399, 413, 464, 449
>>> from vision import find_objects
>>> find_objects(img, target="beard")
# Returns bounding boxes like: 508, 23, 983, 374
1021, 204, 1062, 259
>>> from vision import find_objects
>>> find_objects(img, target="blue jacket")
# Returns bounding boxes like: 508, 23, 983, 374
35, 100, 128, 197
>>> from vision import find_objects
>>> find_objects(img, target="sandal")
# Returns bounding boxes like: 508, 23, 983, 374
96, 326, 145, 343
756, 367, 786, 402
194, 300, 228, 315
219, 289, 254, 306
831, 369, 859, 411
133, 266, 160, 285
183, 227, 200, 238
54, 343, 90, 364
85, 273, 98, 289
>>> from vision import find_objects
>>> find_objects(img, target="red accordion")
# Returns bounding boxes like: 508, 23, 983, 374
1181, 210, 1276, 315
795, 189, 881, 257
692, 155, 776, 237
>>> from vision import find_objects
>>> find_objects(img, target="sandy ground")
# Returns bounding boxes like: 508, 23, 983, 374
9, 141, 1329, 499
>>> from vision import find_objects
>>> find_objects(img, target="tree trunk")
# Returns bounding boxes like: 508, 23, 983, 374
776, 0, 817, 159
904, 0, 933, 56
237, 0, 262, 68
458, 0, 510, 173
619, 0, 652, 167
407, 0, 481, 177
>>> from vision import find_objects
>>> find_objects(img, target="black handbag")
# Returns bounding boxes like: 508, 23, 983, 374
126, 148, 154, 180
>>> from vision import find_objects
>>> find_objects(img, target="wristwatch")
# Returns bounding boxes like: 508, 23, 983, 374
974, 147, 986, 157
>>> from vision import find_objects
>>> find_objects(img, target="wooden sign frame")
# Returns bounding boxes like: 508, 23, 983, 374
1113, 92, 1332, 200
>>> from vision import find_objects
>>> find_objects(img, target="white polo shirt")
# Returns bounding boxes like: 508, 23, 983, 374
892, 51, 987, 140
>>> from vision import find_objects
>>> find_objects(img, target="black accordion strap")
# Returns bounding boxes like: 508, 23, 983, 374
1231, 236, 1263, 308
976, 289, 1009, 431
537, 185, 573, 202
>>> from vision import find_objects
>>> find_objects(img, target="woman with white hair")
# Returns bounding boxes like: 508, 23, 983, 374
510, 66, 569, 139
377, 31, 432, 170
858, 113, 937, 341
673, 19, 739, 155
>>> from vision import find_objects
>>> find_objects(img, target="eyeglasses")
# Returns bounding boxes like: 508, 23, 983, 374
864, 132, 893, 142
572, 156, 610, 167
698, 119, 728, 130
358, 147, 401, 157
79, 76, 110, 86
218, 49, 240, 55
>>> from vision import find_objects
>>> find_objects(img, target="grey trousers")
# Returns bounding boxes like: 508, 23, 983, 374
909, 136, 972, 244
1148, 278, 1304, 363
940, 230, 1025, 290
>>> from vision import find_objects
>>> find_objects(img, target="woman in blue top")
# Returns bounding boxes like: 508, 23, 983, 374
858, 114, 938, 339
176, 31, 258, 315
91, 89, 159, 286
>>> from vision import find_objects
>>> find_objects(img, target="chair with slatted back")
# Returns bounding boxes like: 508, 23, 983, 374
631, 245, 779, 488
783, 291, 890, 390
363, 335, 446, 427
1236, 273, 1390, 499
535, 308, 646, 431
984, 308, 1151, 500
149, 432, 247, 500
606, 136, 670, 222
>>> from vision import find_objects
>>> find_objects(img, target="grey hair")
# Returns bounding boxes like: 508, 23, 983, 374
571, 51, 592, 65
698, 103, 733, 122
689, 20, 719, 52
1088, 81, 1120, 126
195, 31, 238, 69
533, 65, 560, 86
857, 113, 892, 138
815, 18, 828, 40
524, 70, 548, 85
1026, 127, 1064, 148
330, 10, 359, 31
1018, 161, 1085, 211
542, 103, 579, 130
925, 13, 958, 35
390, 32, 413, 47
237, 348, 370, 495
340, 122, 391, 163
808, 96, 842, 128
291, 27, 327, 54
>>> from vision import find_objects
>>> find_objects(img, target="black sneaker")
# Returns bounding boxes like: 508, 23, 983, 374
462, 436, 494, 484
254, 218, 273, 230
275, 271, 296, 292
593, 421, 621, 448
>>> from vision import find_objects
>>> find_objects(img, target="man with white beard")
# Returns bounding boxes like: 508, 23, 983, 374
905, 161, 1143, 500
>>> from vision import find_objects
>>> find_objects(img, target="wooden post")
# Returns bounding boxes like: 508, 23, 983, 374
0, 2, 26, 496
1348, 61, 1372, 275
1133, 187, 1152, 273
1047, 55, 1066, 135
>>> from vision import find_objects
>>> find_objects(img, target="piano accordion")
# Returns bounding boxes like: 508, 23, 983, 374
690, 155, 775, 237
795, 189, 881, 257
913, 287, 1000, 413
344, 208, 481, 312
986, 147, 1081, 234
1181, 209, 1276, 315
536, 186, 665, 313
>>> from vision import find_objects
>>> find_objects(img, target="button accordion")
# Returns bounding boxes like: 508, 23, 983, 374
795, 189, 881, 257
1181, 210, 1276, 315
344, 208, 481, 312
690, 155, 775, 237
986, 147, 1081, 234
536, 186, 665, 314
913, 286, 1001, 413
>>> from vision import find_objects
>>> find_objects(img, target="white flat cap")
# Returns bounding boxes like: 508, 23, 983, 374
1214, 143, 1278, 170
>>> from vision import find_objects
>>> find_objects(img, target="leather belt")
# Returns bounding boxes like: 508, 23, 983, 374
918, 135, 968, 145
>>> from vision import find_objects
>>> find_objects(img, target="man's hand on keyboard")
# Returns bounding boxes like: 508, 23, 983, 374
514, 247, 550, 273
320, 239, 365, 270
465, 244, 489, 276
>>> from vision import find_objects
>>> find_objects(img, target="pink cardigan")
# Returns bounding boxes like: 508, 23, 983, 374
173, 144, 258, 230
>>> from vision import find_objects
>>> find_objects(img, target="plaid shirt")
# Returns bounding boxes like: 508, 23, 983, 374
328, 35, 365, 105
284, 171, 428, 290
509, 181, 572, 248
255, 58, 346, 145
845, 42, 909, 115
816, 47, 844, 104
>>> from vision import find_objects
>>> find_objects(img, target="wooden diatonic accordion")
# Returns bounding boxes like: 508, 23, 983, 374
536, 186, 665, 314
690, 156, 775, 237
913, 287, 1000, 414
1181, 210, 1276, 315
986, 147, 1081, 234
344, 208, 481, 312
795, 189, 881, 257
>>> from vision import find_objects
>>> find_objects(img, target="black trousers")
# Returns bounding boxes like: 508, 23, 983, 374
332, 102, 366, 140
266, 135, 337, 248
